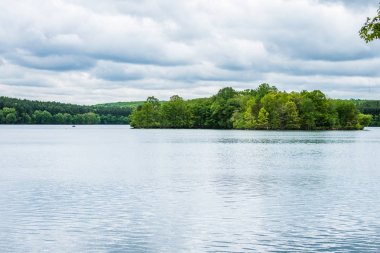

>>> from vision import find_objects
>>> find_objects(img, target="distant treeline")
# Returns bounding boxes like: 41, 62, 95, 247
131, 84, 373, 130
352, 100, 380, 127
0, 96, 132, 124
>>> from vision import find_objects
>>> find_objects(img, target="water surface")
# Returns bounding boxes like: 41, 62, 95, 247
0, 126, 380, 252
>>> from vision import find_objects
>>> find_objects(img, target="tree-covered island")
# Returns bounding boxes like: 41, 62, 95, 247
131, 84, 373, 130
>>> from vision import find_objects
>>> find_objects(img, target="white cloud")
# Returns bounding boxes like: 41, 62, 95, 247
0, 0, 379, 103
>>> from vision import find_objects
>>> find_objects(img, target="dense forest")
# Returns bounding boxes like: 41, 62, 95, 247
1, 84, 378, 128
352, 100, 380, 126
130, 84, 373, 130
0, 96, 132, 124
97, 101, 144, 108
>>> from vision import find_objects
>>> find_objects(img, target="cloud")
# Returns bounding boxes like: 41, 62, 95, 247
6, 51, 95, 71
0, 0, 380, 103
317, 0, 379, 8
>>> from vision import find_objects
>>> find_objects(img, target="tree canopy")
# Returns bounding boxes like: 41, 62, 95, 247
360, 5, 380, 43
1, 86, 377, 128
0, 96, 133, 124
131, 84, 373, 130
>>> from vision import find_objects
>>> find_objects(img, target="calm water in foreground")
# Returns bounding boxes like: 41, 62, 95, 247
1, 126, 380, 252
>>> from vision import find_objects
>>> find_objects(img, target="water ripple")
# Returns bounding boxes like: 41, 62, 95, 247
0, 126, 380, 252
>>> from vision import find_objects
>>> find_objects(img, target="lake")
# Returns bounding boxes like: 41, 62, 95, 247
0, 126, 380, 252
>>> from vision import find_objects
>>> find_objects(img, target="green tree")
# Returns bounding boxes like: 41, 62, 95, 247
358, 113, 373, 129
1, 107, 18, 124
32, 110, 53, 124
232, 97, 258, 129
82, 112, 101, 124
303, 90, 333, 129
256, 107, 269, 129
283, 101, 301, 129
335, 100, 359, 129
209, 87, 240, 129
243, 98, 257, 129
161, 95, 192, 128
214, 87, 237, 101
188, 98, 213, 128
372, 115, 380, 127
360, 5, 380, 42
73, 114, 84, 124
54, 113, 66, 124
299, 97, 316, 130
231, 111, 245, 129
5, 112, 17, 124
63, 113, 73, 124
130, 97, 161, 128
261, 92, 282, 129
21, 113, 32, 124
255, 83, 278, 101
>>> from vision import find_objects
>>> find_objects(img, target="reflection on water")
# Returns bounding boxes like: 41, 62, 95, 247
0, 126, 380, 252
216, 137, 356, 144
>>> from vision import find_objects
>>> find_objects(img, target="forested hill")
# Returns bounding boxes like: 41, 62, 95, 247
96, 101, 145, 108
0, 96, 133, 124
130, 84, 374, 130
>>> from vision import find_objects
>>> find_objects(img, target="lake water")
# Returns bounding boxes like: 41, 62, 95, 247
0, 126, 380, 252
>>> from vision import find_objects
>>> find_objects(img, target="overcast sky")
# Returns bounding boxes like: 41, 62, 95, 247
0, 0, 379, 104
